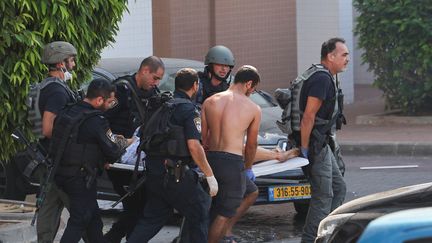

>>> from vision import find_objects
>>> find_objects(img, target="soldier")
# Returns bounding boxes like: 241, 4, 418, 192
103, 56, 165, 242
52, 78, 132, 243
300, 37, 349, 243
33, 41, 79, 243
127, 68, 218, 243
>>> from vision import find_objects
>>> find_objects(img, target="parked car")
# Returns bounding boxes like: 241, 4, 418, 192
315, 182, 432, 243
93, 57, 310, 211
0, 57, 310, 214
357, 207, 432, 243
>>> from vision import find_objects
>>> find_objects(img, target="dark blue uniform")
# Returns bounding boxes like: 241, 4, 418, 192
127, 90, 211, 243
103, 75, 158, 242
53, 101, 125, 243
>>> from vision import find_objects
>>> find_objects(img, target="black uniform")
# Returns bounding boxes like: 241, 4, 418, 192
52, 101, 125, 243
103, 75, 158, 242
127, 90, 211, 243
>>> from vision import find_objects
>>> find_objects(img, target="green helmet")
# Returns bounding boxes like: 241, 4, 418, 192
41, 41, 77, 64
205, 45, 235, 67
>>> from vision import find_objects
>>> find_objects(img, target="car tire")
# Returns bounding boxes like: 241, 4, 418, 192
294, 200, 310, 215
0, 160, 27, 200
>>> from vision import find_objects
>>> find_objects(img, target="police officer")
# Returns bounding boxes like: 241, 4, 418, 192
300, 38, 349, 243
34, 41, 79, 243
127, 68, 218, 243
103, 56, 164, 242
52, 78, 131, 243
195, 45, 235, 105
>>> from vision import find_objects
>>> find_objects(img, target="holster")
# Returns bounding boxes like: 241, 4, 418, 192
82, 164, 97, 189
164, 159, 190, 185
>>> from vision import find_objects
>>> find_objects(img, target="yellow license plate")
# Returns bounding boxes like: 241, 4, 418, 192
268, 184, 311, 201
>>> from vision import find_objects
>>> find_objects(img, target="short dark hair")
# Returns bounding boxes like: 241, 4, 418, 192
321, 37, 346, 60
233, 65, 260, 87
175, 68, 198, 91
139, 56, 165, 73
86, 78, 116, 99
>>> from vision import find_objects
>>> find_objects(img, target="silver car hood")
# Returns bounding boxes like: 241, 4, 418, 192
331, 182, 432, 215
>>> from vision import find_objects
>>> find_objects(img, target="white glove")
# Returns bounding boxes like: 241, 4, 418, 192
206, 175, 218, 197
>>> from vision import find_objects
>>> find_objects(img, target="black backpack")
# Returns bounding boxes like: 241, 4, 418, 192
140, 97, 192, 157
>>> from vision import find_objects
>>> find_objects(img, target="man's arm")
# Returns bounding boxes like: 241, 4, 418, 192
244, 107, 261, 169
187, 139, 218, 197
300, 96, 323, 153
42, 111, 56, 138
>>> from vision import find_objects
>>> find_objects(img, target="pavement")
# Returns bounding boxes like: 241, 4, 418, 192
337, 84, 432, 156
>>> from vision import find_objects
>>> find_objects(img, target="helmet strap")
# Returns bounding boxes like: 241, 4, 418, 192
208, 64, 232, 82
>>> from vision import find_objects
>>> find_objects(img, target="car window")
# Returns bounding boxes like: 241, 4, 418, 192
158, 72, 176, 92
250, 92, 275, 108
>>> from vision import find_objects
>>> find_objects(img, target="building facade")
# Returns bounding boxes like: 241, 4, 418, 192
101, 0, 376, 103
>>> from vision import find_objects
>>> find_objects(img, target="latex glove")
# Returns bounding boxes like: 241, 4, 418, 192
206, 175, 218, 197
301, 147, 309, 159
245, 168, 256, 181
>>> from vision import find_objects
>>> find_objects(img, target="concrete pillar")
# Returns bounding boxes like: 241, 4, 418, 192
296, 0, 354, 103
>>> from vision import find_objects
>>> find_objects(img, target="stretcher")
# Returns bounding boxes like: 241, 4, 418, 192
109, 155, 309, 176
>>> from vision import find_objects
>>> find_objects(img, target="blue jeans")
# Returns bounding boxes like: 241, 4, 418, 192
55, 176, 107, 243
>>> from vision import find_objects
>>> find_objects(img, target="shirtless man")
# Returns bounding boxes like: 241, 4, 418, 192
202, 65, 261, 243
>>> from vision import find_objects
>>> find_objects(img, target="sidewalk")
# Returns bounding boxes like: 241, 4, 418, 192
337, 84, 432, 156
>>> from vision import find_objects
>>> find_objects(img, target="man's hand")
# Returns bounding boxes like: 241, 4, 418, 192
301, 147, 309, 159
245, 168, 256, 181
206, 175, 218, 197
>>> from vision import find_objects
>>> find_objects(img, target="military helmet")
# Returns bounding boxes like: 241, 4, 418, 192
204, 45, 235, 67
41, 41, 77, 64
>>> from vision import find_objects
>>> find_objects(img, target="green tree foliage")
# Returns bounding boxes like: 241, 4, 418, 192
354, 0, 432, 115
0, 0, 128, 160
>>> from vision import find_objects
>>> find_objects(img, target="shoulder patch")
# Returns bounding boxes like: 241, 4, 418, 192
106, 129, 116, 143
193, 117, 201, 133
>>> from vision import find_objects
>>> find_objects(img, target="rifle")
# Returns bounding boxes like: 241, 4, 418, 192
11, 129, 49, 182
111, 171, 146, 208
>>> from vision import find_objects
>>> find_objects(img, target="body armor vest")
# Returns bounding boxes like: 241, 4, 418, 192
27, 77, 76, 139
50, 106, 104, 176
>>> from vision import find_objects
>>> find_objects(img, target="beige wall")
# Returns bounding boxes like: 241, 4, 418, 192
153, 0, 298, 93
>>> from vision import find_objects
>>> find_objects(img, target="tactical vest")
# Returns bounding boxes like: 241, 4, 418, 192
275, 64, 342, 146
50, 107, 104, 176
196, 73, 229, 104
140, 98, 192, 158
109, 75, 159, 138
27, 77, 76, 139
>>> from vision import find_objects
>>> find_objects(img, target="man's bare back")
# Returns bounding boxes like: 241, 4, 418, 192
202, 89, 261, 156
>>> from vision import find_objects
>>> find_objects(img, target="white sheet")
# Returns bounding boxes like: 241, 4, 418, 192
252, 157, 309, 177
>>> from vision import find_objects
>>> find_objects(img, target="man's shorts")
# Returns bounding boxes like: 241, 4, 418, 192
207, 151, 257, 218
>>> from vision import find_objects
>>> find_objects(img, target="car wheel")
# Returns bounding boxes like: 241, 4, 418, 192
294, 200, 310, 215
0, 160, 27, 200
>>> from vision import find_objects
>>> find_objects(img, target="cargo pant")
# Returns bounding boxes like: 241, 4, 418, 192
301, 143, 346, 243
36, 183, 70, 243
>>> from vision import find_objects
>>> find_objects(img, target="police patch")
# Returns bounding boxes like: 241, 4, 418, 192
193, 117, 201, 133
106, 129, 116, 143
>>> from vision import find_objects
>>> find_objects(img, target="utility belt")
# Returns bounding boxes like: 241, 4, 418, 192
56, 163, 99, 189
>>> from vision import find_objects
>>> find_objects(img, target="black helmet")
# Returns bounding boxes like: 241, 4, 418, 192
41, 41, 77, 64
205, 45, 235, 67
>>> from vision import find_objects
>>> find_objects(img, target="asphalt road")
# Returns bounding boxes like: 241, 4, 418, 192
99, 155, 432, 243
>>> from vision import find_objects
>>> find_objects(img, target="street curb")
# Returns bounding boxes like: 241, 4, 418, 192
340, 142, 432, 156
356, 111, 432, 126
